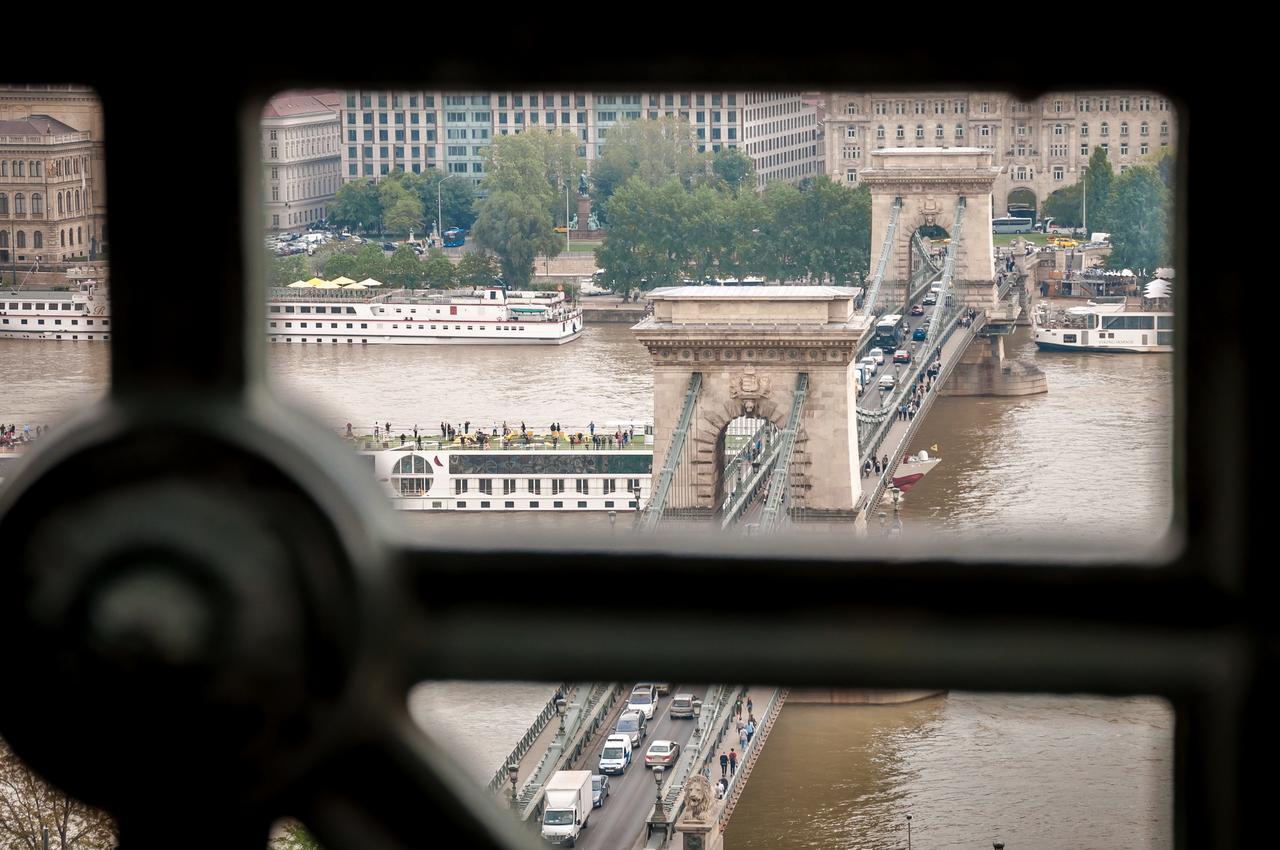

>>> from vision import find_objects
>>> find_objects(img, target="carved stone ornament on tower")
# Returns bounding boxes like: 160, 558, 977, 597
922, 193, 940, 227
685, 774, 713, 821
729, 364, 772, 413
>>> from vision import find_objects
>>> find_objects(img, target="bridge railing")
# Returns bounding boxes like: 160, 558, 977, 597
719, 418, 772, 500
637, 372, 703, 532
718, 687, 788, 829
485, 680, 574, 795
720, 437, 784, 530
860, 198, 902, 316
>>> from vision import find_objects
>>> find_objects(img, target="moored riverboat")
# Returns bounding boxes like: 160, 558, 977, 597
0, 281, 110, 341
1033, 297, 1172, 353
268, 285, 583, 345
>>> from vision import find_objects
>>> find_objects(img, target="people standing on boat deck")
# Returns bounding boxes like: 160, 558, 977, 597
464, 420, 470, 434
588, 421, 595, 437
374, 424, 380, 439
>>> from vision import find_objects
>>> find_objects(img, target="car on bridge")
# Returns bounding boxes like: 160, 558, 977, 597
913, 326, 928, 341
894, 349, 912, 364
614, 710, 648, 747
923, 294, 938, 306
670, 693, 698, 718
868, 348, 886, 366
598, 736, 632, 776
878, 373, 896, 391
910, 304, 925, 316
591, 774, 610, 807
627, 685, 657, 719
644, 739, 681, 768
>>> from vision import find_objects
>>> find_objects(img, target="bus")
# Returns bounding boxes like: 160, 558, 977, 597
873, 314, 906, 352
443, 228, 466, 248
992, 217, 1034, 234
1007, 204, 1036, 226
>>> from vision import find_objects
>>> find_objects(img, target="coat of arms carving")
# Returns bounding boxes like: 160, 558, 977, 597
730, 365, 772, 412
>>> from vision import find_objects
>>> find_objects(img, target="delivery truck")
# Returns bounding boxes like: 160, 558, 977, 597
541, 770, 593, 846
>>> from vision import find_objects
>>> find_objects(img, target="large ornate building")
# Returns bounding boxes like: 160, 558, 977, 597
0, 84, 105, 267
262, 91, 341, 233
821, 91, 1176, 218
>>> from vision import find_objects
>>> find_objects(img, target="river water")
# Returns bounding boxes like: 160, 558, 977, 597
0, 320, 1174, 846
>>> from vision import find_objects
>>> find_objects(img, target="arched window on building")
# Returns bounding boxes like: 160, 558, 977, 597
33, 232, 42, 249
15, 161, 24, 177
31, 194, 43, 215
1160, 121, 1169, 136
0, 231, 7, 248
1120, 122, 1129, 136
75, 190, 81, 211
0, 193, 7, 215
14, 194, 25, 214
1140, 122, 1150, 136
34, 161, 41, 177
78, 226, 83, 244
57, 193, 64, 215
16, 231, 25, 249
61, 230, 66, 247
0, 160, 6, 176
1101, 122, 1110, 136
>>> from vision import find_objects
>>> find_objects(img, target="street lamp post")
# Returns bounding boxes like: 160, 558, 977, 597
651, 765, 666, 841
906, 814, 912, 850
508, 762, 520, 809
438, 173, 459, 248
556, 696, 568, 739
692, 697, 703, 741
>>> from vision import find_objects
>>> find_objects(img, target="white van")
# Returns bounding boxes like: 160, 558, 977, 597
598, 734, 633, 775
878, 373, 896, 391
868, 347, 886, 366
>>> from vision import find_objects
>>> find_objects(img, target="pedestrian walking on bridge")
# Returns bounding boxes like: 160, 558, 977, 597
729, 749, 738, 775
720, 752, 729, 778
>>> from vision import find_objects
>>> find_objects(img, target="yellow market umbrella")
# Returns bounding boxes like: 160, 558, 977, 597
287, 280, 311, 288
331, 276, 356, 286
313, 281, 341, 289
305, 277, 327, 287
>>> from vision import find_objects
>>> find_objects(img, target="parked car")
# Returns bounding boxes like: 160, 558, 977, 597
910, 304, 925, 316
868, 348, 885, 366
591, 774, 610, 807
894, 349, 912, 364
644, 740, 681, 768
614, 710, 648, 748
381, 241, 397, 251
627, 685, 656, 720
597, 735, 632, 776
913, 326, 928, 341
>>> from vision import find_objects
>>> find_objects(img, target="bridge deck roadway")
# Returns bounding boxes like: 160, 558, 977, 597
855, 292, 984, 517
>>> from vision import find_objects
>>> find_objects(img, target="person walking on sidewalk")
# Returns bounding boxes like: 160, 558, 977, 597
729, 748, 738, 775
746, 718, 755, 744
747, 696, 753, 716
720, 752, 729, 778
735, 697, 743, 719
739, 727, 748, 750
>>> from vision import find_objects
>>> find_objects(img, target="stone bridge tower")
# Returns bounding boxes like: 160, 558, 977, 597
634, 287, 874, 518
860, 147, 1002, 309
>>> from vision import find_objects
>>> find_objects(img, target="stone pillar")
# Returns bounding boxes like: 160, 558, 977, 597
675, 776, 717, 850
940, 333, 1047, 397
576, 196, 592, 233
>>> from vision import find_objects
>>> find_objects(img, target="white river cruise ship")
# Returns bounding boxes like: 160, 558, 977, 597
268, 285, 583, 345
1033, 297, 1173, 353
0, 282, 111, 341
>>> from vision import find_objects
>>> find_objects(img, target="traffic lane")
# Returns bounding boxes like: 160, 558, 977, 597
858, 300, 941, 414
575, 685, 708, 850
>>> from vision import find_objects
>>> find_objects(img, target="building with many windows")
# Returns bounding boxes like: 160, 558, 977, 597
262, 91, 341, 232
0, 115, 101, 266
337, 91, 820, 192
821, 91, 1176, 217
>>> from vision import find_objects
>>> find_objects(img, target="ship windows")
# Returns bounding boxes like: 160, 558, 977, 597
552, 479, 565, 495
87, 320, 94, 326
603, 480, 618, 494
331, 307, 343, 314
478, 480, 494, 495
530, 501, 540, 508
360, 323, 368, 328
300, 306, 311, 313
503, 479, 517, 495
1157, 316, 1173, 330
285, 323, 292, 328
269, 323, 277, 328
285, 306, 295, 313
61, 303, 71, 310
467, 326, 473, 330
480, 501, 491, 508
576, 479, 589, 494
454, 480, 468, 494
72, 320, 78, 325
455, 325, 461, 330
504, 501, 515, 508
392, 324, 397, 329
529, 479, 541, 495
553, 501, 564, 508
22, 303, 31, 309
577, 501, 588, 508
331, 323, 338, 329
1063, 334, 1078, 343
605, 501, 615, 508
54, 320, 61, 326
430, 325, 437, 330
346, 323, 353, 329
301, 323, 308, 328
345, 307, 356, 314
456, 501, 466, 508
627, 479, 641, 493
629, 501, 639, 508
270, 306, 281, 313
35, 303, 46, 310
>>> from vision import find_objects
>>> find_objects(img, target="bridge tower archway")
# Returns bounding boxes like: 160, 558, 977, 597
634, 287, 875, 520
861, 147, 1002, 310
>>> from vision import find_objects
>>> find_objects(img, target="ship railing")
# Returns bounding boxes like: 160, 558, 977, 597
349, 435, 649, 452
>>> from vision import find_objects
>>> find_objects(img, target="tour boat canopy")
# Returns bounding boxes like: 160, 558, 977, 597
331, 276, 356, 286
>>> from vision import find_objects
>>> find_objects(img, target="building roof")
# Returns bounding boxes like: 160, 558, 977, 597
262, 91, 339, 118
0, 114, 82, 135
648, 286, 862, 300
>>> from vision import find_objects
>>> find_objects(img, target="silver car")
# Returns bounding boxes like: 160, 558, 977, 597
614, 710, 647, 748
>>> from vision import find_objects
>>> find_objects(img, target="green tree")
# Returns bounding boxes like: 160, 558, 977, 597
354, 243, 388, 282
590, 117, 706, 213
323, 249, 360, 280
710, 148, 755, 193
1105, 165, 1171, 275
329, 181, 381, 233
266, 252, 309, 288
799, 177, 871, 284
597, 177, 691, 292
1083, 146, 1114, 233
1, 740, 117, 850
1042, 182, 1084, 229
421, 249, 457, 289
413, 171, 478, 233
270, 819, 322, 850
456, 251, 501, 287
385, 245, 425, 289
471, 190, 563, 288
385, 195, 425, 238
754, 182, 808, 282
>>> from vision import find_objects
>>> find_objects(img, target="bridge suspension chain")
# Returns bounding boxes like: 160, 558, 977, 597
859, 198, 901, 316
759, 373, 809, 533
926, 196, 966, 350
636, 372, 702, 532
